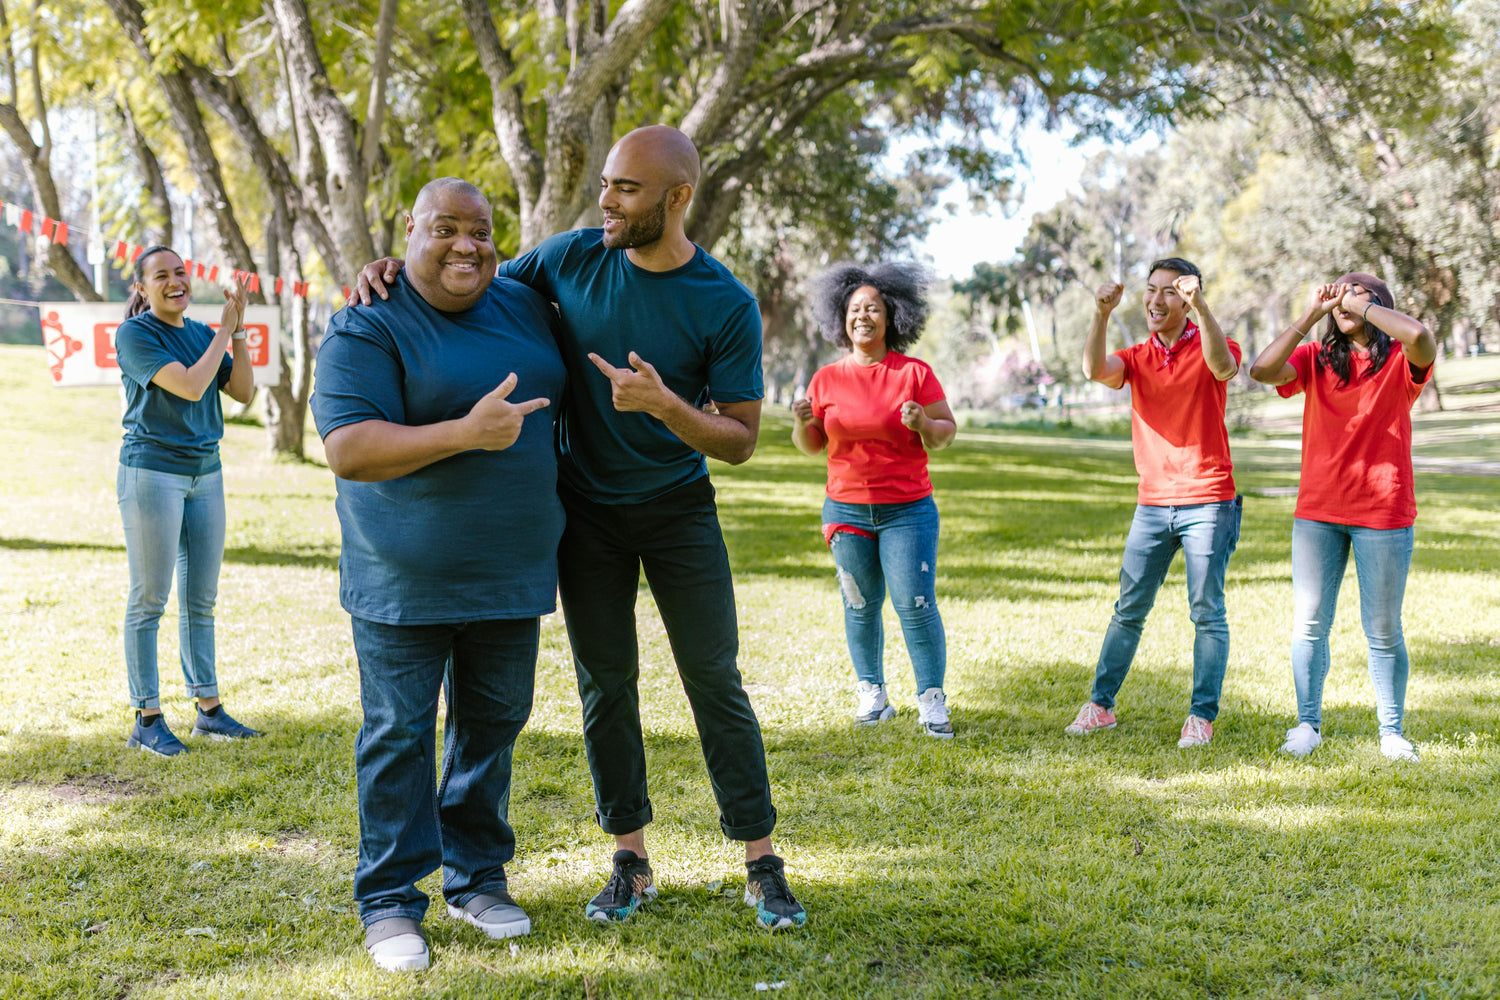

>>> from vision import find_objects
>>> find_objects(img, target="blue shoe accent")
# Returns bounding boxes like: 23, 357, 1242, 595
191, 707, 263, 741
126, 715, 189, 757
744, 855, 807, 930
585, 850, 657, 923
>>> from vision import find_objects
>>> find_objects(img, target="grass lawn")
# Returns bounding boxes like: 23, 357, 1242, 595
1, 343, 1498, 999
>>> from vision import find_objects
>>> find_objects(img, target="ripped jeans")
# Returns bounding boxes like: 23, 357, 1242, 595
822, 495, 946, 695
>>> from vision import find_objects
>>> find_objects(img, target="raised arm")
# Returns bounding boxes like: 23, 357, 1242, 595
1250, 284, 1342, 386
1083, 282, 1127, 389
1174, 274, 1237, 381
151, 281, 251, 402
1349, 290, 1437, 369
324, 373, 550, 481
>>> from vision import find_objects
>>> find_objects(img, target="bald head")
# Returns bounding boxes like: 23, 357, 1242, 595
413, 177, 488, 217
612, 126, 701, 188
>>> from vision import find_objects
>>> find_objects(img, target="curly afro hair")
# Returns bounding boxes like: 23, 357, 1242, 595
811, 261, 932, 353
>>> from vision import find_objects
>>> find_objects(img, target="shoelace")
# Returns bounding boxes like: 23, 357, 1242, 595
752, 865, 794, 907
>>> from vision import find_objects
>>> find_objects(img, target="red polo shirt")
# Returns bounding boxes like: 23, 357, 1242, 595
1276, 341, 1430, 529
1114, 321, 1241, 506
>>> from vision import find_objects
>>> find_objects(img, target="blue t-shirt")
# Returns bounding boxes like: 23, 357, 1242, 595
311, 274, 567, 625
497, 229, 764, 504
115, 312, 234, 476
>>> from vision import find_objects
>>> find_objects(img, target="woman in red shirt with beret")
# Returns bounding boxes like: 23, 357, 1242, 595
1249, 272, 1436, 762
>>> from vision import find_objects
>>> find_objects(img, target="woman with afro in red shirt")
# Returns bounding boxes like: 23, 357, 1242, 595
791, 263, 958, 737
1249, 273, 1436, 762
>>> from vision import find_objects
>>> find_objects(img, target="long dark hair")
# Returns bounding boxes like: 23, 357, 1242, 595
123, 245, 181, 320
1318, 271, 1395, 388
812, 262, 932, 352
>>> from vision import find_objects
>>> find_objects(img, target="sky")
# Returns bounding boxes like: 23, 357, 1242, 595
908, 124, 1161, 281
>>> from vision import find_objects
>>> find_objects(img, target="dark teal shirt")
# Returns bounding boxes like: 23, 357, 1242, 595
498, 229, 764, 504
311, 274, 567, 625
115, 312, 233, 476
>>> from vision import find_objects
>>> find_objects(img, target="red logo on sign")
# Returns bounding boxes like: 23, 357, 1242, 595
42, 311, 83, 382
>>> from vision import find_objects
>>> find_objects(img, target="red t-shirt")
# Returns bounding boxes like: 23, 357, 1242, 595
808, 352, 946, 503
1276, 341, 1431, 529
1115, 324, 1241, 505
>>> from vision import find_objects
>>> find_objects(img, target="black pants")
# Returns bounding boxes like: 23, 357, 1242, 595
558, 476, 777, 841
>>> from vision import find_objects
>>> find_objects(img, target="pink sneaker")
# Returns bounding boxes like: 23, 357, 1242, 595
1064, 702, 1116, 736
1177, 715, 1213, 748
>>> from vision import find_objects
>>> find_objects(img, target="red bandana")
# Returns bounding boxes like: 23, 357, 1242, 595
1151, 319, 1200, 370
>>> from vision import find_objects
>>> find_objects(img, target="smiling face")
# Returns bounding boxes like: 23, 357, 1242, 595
1332, 282, 1376, 338
598, 141, 679, 251
1142, 268, 1190, 337
404, 183, 497, 312
136, 250, 190, 323
845, 285, 889, 355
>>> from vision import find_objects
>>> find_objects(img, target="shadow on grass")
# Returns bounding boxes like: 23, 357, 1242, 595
0, 534, 338, 571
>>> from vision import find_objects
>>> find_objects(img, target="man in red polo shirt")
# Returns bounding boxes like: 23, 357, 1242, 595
1064, 258, 1243, 748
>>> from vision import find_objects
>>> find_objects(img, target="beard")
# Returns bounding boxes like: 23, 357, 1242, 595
602, 190, 669, 249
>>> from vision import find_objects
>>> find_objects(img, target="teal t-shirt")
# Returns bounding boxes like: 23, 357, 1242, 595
311, 274, 567, 625
115, 312, 233, 476
497, 229, 764, 504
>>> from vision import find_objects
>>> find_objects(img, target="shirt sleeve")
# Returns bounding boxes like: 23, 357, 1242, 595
1275, 342, 1314, 398
1404, 344, 1433, 400
113, 316, 178, 390
914, 362, 946, 406
495, 234, 564, 300
310, 309, 407, 439
706, 298, 765, 403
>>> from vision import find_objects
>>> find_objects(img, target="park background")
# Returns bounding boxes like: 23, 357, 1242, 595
2, 2, 1499, 998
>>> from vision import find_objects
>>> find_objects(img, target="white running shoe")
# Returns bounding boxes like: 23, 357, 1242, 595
1380, 733, 1420, 763
915, 687, 954, 739
854, 681, 895, 726
365, 917, 429, 973
1281, 722, 1322, 758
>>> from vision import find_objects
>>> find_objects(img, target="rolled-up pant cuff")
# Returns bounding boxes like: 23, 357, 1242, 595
596, 804, 654, 836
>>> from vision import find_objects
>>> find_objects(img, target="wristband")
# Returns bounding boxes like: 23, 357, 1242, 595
230, 328, 248, 341
1362, 302, 1374, 322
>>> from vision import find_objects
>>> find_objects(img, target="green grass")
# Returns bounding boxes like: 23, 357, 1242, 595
1, 343, 1498, 999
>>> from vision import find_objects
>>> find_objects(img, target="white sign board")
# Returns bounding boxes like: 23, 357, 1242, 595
40, 303, 282, 387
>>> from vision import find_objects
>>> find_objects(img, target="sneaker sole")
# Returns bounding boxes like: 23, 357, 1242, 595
1177, 738, 1211, 748
126, 738, 187, 757
743, 890, 806, 930
854, 706, 896, 726
1064, 722, 1116, 736
368, 944, 429, 973
585, 886, 658, 923
446, 903, 530, 939
920, 726, 955, 739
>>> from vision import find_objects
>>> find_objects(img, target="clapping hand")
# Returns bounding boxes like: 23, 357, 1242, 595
220, 277, 248, 335
1311, 282, 1348, 317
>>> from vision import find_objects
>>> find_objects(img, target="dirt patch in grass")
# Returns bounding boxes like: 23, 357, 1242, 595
32, 774, 143, 804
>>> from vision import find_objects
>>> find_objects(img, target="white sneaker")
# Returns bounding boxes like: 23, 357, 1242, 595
916, 687, 954, 739
854, 681, 895, 726
365, 917, 429, 973
1380, 733, 1420, 762
1281, 722, 1322, 758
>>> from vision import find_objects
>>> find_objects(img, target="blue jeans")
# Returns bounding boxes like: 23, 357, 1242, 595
349, 616, 537, 926
822, 496, 946, 694
1091, 497, 1242, 720
117, 464, 225, 710
1290, 518, 1414, 736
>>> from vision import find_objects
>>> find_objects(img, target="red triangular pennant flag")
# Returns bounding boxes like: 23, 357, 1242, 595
40, 218, 55, 239
196, 263, 205, 279
208, 266, 219, 283
19, 209, 34, 234
342, 285, 351, 300
274, 276, 284, 296
247, 273, 261, 293
54, 221, 68, 246
129, 244, 144, 263
115, 240, 129, 261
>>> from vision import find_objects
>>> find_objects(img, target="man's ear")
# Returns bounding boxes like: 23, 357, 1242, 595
404, 213, 416, 239
668, 183, 694, 213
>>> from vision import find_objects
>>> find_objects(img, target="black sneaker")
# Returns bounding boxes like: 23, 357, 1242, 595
191, 707, 263, 740
585, 849, 657, 922
743, 854, 806, 930
126, 714, 189, 757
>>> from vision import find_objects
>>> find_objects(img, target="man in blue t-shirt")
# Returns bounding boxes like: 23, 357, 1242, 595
312, 178, 565, 973
355, 127, 806, 931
